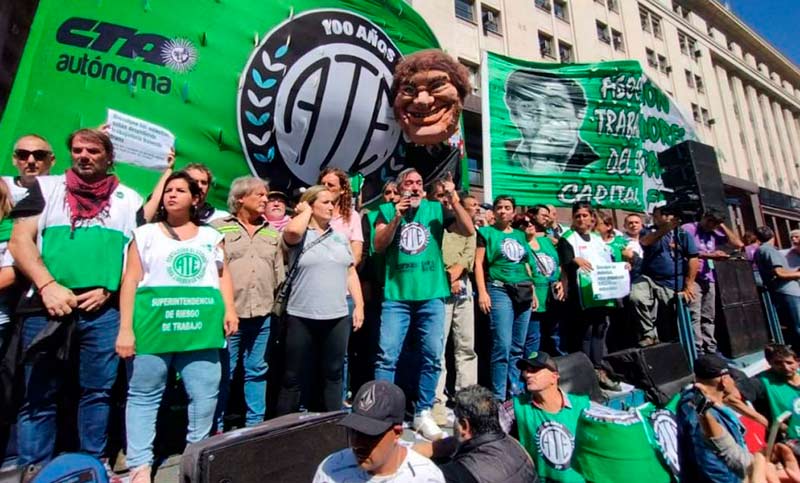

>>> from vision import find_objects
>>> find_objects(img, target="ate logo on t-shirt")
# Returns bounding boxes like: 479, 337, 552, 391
167, 248, 207, 284
650, 409, 680, 476
501, 238, 526, 262
537, 253, 557, 278
399, 222, 429, 255
536, 421, 575, 470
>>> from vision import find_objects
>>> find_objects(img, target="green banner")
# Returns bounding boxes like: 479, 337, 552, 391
0, 0, 444, 207
484, 51, 697, 211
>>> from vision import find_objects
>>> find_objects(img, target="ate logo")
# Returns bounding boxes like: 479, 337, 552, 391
238, 9, 402, 196
167, 248, 206, 284
536, 421, 574, 470
399, 223, 429, 255
501, 238, 526, 262
650, 410, 680, 476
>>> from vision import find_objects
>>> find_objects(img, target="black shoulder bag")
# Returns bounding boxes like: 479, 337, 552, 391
272, 229, 333, 318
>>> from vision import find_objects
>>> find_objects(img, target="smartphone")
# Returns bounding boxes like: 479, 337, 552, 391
767, 410, 792, 459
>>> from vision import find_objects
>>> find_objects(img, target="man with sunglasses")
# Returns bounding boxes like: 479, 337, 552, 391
313, 380, 444, 482
5, 134, 56, 204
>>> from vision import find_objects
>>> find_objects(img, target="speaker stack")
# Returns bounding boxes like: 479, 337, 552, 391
714, 259, 770, 358
658, 140, 729, 223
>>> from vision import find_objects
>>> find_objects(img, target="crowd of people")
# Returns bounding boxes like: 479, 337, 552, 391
1, 128, 800, 483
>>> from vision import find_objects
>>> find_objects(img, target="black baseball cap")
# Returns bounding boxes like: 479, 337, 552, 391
516, 351, 558, 372
339, 381, 405, 436
268, 191, 289, 202
694, 354, 730, 379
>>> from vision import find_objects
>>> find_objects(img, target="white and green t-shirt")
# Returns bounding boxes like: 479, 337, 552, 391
132, 223, 225, 354
1, 176, 30, 205
24, 175, 142, 292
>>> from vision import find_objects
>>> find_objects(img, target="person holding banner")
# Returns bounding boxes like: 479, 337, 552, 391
10, 128, 142, 469
115, 171, 237, 482
513, 210, 566, 358
556, 202, 619, 390
475, 195, 538, 401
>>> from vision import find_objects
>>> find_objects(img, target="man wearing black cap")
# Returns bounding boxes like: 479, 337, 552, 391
677, 354, 752, 483
313, 380, 444, 482
499, 352, 591, 483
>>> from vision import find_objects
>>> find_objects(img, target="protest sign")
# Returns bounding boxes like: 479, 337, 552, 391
107, 109, 174, 170
590, 262, 631, 300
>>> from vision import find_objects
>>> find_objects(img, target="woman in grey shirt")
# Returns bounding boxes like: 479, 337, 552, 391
276, 185, 364, 414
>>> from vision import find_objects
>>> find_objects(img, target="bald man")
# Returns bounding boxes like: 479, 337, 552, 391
5, 134, 56, 204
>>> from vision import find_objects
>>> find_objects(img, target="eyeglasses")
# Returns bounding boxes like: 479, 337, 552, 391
14, 149, 52, 162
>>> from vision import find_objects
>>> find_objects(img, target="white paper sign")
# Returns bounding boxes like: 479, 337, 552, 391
107, 109, 174, 169
590, 262, 630, 300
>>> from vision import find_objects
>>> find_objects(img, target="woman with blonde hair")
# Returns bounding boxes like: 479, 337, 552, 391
0, 177, 16, 357
276, 185, 364, 414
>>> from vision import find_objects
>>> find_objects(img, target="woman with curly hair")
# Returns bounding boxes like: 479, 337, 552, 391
318, 168, 363, 265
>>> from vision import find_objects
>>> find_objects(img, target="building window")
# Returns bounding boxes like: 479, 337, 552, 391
657, 54, 670, 74
539, 31, 555, 59
559, 40, 573, 63
482, 5, 502, 35
672, 1, 689, 18
691, 103, 701, 122
685, 69, 695, 88
640, 8, 651, 32
455, 0, 475, 22
678, 31, 696, 56
535, 0, 552, 13
597, 21, 610, 44
701, 108, 711, 126
554, 0, 569, 21
695, 75, 704, 93
608, 0, 619, 13
646, 48, 657, 68
652, 15, 662, 39
612, 29, 625, 52
461, 61, 480, 95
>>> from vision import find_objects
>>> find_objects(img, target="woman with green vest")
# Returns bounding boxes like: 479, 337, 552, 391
513, 208, 566, 358
475, 195, 538, 401
116, 172, 238, 483
556, 201, 618, 390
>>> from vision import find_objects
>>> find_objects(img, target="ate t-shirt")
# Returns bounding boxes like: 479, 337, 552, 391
477, 225, 533, 284
313, 447, 444, 483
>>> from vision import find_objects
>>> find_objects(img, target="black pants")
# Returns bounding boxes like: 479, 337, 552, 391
276, 314, 350, 415
565, 307, 610, 368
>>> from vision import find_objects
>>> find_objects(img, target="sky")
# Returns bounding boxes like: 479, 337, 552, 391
727, 0, 800, 67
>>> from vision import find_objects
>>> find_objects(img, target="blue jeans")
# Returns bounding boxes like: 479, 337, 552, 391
374, 299, 445, 413
17, 306, 120, 466
488, 284, 530, 401
526, 310, 564, 358
217, 315, 270, 428
772, 292, 800, 347
126, 350, 220, 468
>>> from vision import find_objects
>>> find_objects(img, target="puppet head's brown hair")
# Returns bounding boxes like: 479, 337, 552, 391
391, 50, 471, 102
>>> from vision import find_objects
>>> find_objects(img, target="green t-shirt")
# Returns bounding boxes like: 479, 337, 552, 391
760, 371, 800, 438
530, 236, 561, 313
605, 235, 629, 262
514, 391, 591, 483
478, 225, 533, 284
378, 199, 449, 301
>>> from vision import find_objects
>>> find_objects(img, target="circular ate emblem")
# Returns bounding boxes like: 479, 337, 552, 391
650, 410, 680, 476
537, 253, 557, 278
399, 222, 429, 255
238, 9, 402, 196
167, 248, 206, 284
536, 421, 574, 470
501, 238, 526, 262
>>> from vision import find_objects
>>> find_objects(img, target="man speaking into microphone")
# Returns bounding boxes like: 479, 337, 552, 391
372, 168, 474, 440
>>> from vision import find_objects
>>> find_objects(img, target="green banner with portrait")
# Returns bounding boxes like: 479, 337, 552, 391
0, 0, 452, 207
483, 51, 697, 212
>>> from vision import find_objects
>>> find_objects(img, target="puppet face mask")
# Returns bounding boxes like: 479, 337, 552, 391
393, 69, 462, 145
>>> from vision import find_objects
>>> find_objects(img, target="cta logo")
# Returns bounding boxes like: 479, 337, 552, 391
237, 9, 402, 197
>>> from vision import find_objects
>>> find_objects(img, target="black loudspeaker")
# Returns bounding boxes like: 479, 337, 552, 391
716, 301, 770, 358
604, 343, 692, 405
553, 352, 605, 403
715, 259, 760, 306
713, 259, 770, 358
658, 140, 729, 223
181, 411, 348, 483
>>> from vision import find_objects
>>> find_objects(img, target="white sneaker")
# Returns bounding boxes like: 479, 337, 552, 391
413, 409, 445, 441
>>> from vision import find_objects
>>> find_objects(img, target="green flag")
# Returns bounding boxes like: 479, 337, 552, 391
483, 51, 697, 211
0, 0, 446, 207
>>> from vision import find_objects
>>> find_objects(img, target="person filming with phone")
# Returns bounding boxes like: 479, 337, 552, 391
677, 354, 756, 483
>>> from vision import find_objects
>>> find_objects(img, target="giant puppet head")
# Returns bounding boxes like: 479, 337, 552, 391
392, 50, 471, 146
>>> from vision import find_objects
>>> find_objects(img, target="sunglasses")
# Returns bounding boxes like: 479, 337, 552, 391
14, 149, 52, 162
